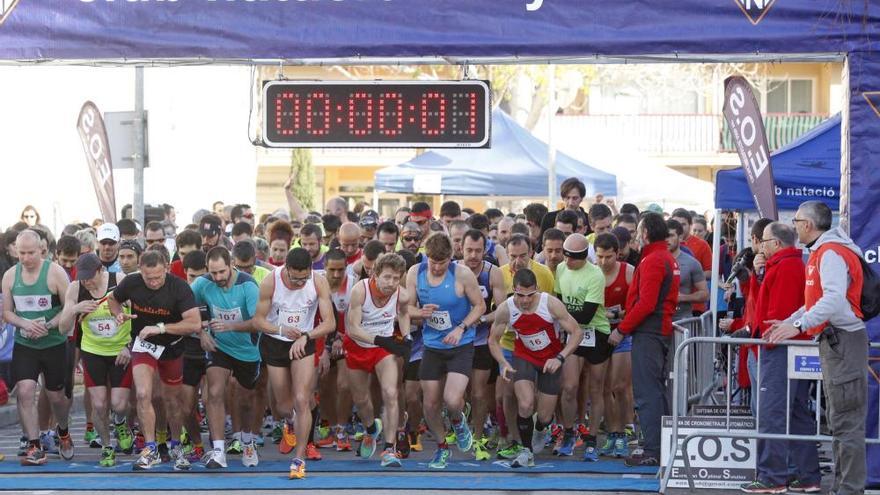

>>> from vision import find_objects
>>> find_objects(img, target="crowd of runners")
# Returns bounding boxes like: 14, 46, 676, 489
0, 177, 722, 480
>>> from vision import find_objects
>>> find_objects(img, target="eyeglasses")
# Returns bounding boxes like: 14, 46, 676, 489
402, 236, 421, 242
791, 218, 807, 225
286, 270, 310, 284
759, 238, 779, 244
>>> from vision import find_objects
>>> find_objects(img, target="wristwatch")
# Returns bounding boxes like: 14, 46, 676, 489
556, 353, 566, 364
157, 322, 166, 334
479, 315, 488, 324
793, 320, 803, 333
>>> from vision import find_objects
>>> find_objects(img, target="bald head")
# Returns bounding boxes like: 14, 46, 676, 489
563, 233, 588, 252
15, 230, 42, 268
16, 229, 41, 248
338, 222, 361, 257
325, 197, 348, 219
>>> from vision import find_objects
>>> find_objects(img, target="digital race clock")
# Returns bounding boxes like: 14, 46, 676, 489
262, 80, 491, 148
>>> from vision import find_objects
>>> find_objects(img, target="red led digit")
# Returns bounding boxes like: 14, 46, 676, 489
379, 92, 404, 136
275, 91, 300, 136
420, 92, 447, 136
348, 91, 373, 136
305, 92, 331, 136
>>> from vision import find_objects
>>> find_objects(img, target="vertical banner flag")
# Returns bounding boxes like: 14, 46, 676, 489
723, 76, 778, 220
77, 101, 117, 223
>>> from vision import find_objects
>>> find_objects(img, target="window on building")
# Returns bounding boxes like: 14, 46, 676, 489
766, 79, 813, 113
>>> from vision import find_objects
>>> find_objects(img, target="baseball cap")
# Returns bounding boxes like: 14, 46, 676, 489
646, 203, 664, 214
199, 215, 223, 238
359, 210, 379, 228
75, 253, 103, 281
96, 223, 120, 243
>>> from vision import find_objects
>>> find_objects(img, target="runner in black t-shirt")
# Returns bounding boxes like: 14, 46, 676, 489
108, 250, 200, 471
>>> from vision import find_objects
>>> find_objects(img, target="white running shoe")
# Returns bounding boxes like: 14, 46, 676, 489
242, 441, 259, 468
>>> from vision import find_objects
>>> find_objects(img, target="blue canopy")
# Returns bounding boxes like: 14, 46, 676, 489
715, 114, 840, 211
374, 111, 617, 197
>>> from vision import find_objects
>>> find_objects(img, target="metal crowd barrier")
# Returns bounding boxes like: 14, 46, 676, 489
659, 336, 880, 493
669, 312, 717, 414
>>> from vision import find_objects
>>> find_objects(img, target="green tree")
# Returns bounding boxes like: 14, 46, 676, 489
288, 148, 315, 211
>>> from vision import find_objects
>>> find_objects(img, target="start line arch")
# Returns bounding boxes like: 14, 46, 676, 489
0, 0, 878, 489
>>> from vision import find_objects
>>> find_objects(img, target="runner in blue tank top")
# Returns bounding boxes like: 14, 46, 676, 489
405, 233, 485, 470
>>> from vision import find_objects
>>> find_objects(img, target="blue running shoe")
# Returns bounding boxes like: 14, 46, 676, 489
598, 433, 616, 457
451, 413, 473, 452
583, 445, 599, 462
428, 447, 451, 469
556, 435, 575, 456
613, 434, 630, 458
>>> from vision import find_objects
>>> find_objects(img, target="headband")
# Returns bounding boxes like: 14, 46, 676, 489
409, 210, 432, 221
563, 247, 589, 260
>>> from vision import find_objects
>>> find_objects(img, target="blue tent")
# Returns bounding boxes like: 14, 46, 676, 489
374, 111, 617, 197
715, 114, 840, 211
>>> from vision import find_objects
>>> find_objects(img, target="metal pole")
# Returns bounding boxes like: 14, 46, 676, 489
133, 66, 145, 227
710, 209, 722, 334
547, 65, 557, 207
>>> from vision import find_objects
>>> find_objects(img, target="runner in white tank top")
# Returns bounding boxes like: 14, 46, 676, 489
344, 253, 411, 468
254, 248, 335, 480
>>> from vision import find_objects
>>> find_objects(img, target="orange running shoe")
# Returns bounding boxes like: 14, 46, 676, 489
306, 442, 322, 461
335, 428, 352, 452
279, 423, 297, 455
316, 433, 335, 449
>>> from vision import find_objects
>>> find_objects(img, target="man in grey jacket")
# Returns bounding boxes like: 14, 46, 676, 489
766, 200, 868, 495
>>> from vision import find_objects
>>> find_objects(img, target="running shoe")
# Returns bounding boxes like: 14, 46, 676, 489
85, 424, 101, 448
171, 444, 191, 471
17, 436, 28, 457
352, 421, 366, 441
279, 422, 297, 455
396, 430, 411, 459
132, 446, 160, 471
497, 441, 523, 460
624, 424, 637, 446
226, 438, 243, 455
254, 435, 265, 448
474, 437, 490, 461
316, 424, 331, 442
335, 428, 352, 452
428, 447, 451, 469
40, 431, 58, 454
289, 457, 306, 479
57, 428, 74, 460
451, 413, 473, 452
444, 430, 457, 445
510, 448, 535, 468
99, 446, 116, 467
624, 452, 659, 467
485, 429, 500, 451
531, 427, 550, 455
306, 442, 322, 461
187, 445, 205, 464
358, 419, 382, 459
613, 434, 630, 458
576, 424, 589, 448
316, 432, 335, 449
787, 480, 821, 493
556, 435, 575, 457
739, 480, 787, 494
598, 433, 616, 457
204, 449, 227, 469
242, 441, 259, 468
409, 432, 423, 452
583, 445, 599, 462
380, 448, 402, 468
158, 443, 171, 463
21, 445, 47, 466
115, 423, 134, 454
272, 422, 283, 444
134, 431, 145, 451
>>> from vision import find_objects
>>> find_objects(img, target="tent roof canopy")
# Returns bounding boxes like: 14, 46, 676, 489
715, 114, 841, 211
375, 111, 617, 197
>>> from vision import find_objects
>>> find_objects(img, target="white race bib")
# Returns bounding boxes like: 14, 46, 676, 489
214, 307, 243, 323
520, 330, 551, 352
87, 318, 119, 338
426, 310, 452, 332
132, 336, 165, 359
279, 308, 309, 332
579, 327, 596, 348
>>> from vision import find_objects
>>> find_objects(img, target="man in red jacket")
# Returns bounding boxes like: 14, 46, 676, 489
609, 212, 679, 468
741, 222, 819, 494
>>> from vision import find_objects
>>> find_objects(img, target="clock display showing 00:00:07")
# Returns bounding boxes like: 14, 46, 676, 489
263, 81, 490, 147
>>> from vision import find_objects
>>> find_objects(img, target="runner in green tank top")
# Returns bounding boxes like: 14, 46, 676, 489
59, 253, 134, 467
1, 230, 73, 466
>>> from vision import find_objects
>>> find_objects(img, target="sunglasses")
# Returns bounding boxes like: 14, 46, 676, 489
403, 236, 421, 242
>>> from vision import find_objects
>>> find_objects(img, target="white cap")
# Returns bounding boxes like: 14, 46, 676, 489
97, 223, 120, 243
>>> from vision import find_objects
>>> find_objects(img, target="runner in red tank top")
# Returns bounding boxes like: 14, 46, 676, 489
595, 233, 636, 457
488, 268, 582, 468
